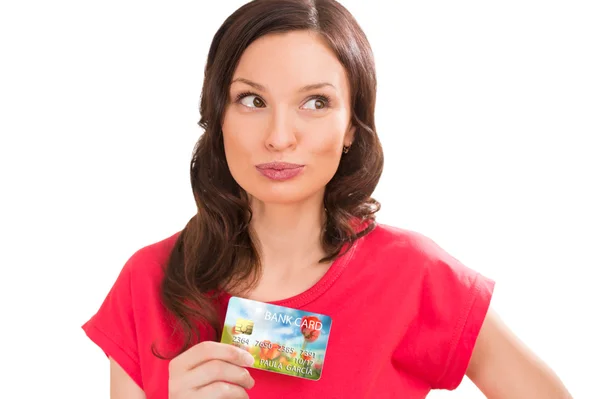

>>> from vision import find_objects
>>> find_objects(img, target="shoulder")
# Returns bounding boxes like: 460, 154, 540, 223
122, 230, 181, 281
82, 231, 182, 393
363, 222, 492, 290
373, 223, 495, 389
363, 222, 450, 265
361, 222, 422, 250
130, 230, 181, 265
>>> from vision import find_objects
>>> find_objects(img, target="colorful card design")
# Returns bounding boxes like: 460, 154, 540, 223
220, 296, 332, 380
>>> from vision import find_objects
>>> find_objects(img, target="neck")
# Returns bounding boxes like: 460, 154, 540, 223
249, 193, 327, 274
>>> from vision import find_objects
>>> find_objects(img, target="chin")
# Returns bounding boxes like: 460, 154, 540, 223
240, 176, 328, 206
247, 186, 311, 205
232, 170, 332, 206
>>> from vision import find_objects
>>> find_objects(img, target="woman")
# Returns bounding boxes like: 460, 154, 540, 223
82, 0, 572, 398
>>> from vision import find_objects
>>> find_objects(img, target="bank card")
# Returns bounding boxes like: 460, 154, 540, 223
220, 296, 332, 380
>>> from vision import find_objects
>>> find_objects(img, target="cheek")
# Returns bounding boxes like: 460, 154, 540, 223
305, 117, 346, 156
222, 112, 261, 158
222, 129, 253, 188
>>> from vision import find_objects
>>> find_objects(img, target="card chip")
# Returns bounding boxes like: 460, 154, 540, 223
235, 318, 254, 335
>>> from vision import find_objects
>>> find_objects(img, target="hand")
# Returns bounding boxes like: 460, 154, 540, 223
168, 341, 256, 398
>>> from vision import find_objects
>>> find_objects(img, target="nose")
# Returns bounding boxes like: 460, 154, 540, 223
264, 107, 297, 151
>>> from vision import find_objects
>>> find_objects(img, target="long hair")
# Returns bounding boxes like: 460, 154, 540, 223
153, 0, 384, 359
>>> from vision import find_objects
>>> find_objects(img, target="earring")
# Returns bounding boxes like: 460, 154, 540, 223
342, 145, 350, 154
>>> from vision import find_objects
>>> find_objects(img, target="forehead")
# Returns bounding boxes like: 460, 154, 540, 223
231, 30, 349, 94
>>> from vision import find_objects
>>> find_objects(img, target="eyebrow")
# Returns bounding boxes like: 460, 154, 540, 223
230, 77, 336, 92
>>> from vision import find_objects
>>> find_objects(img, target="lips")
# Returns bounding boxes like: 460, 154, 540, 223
255, 162, 304, 170
255, 162, 305, 181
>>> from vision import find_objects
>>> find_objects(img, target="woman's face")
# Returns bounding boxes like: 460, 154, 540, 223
222, 30, 355, 205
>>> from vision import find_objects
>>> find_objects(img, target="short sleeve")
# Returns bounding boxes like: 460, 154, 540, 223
393, 233, 495, 390
82, 250, 143, 389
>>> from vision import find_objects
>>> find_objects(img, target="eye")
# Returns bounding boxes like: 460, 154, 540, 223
236, 92, 266, 108
302, 95, 330, 110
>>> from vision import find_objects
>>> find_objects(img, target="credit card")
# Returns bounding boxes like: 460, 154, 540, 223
220, 296, 332, 380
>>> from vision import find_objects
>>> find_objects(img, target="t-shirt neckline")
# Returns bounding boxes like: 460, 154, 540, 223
221, 233, 364, 309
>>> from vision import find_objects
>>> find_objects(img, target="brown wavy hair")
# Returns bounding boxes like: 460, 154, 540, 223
153, 0, 384, 359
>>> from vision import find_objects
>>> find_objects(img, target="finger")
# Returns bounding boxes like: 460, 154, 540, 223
170, 341, 254, 374
196, 381, 250, 399
185, 359, 255, 390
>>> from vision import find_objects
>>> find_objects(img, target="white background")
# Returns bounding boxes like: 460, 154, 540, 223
1, 0, 598, 398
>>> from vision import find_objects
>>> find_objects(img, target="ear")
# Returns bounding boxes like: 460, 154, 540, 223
344, 125, 356, 147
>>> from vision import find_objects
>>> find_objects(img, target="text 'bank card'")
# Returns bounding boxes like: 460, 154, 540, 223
220, 296, 332, 381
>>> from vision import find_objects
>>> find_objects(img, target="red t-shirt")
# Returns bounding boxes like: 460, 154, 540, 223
82, 223, 494, 398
